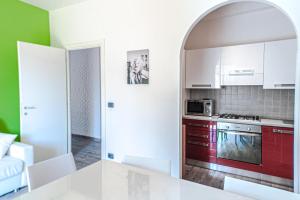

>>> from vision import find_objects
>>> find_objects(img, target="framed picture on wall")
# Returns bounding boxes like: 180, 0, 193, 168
127, 49, 149, 84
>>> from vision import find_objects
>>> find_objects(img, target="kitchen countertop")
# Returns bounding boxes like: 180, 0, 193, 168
183, 115, 294, 128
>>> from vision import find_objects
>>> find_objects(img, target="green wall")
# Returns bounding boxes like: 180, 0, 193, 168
0, 1, 50, 140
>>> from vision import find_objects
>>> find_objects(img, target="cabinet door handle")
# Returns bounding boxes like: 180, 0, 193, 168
187, 140, 209, 147
228, 69, 254, 76
274, 84, 295, 88
187, 133, 209, 139
187, 123, 209, 128
273, 129, 293, 134
192, 84, 212, 88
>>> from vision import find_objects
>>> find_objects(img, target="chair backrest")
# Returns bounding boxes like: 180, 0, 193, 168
122, 155, 171, 175
27, 153, 76, 192
224, 176, 300, 200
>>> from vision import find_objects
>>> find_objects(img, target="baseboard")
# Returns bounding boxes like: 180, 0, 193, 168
186, 159, 293, 187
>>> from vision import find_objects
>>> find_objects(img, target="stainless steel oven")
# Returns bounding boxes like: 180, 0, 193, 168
217, 122, 262, 165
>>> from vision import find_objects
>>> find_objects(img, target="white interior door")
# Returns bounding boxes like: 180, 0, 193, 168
18, 41, 68, 163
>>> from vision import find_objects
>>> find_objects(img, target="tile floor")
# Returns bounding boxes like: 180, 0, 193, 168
71, 134, 101, 170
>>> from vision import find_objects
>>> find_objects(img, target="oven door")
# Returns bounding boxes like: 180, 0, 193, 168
217, 130, 261, 165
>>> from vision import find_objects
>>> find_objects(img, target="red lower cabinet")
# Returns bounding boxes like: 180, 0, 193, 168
262, 126, 293, 179
183, 119, 217, 163
184, 119, 294, 179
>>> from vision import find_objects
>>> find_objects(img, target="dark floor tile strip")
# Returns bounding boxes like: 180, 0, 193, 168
183, 164, 293, 192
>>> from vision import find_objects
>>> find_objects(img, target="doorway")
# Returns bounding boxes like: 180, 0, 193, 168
180, 1, 297, 192
68, 47, 102, 169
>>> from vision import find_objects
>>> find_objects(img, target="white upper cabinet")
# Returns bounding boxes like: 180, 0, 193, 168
185, 48, 221, 89
263, 39, 297, 89
221, 43, 264, 86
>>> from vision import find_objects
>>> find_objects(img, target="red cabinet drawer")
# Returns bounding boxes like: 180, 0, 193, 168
184, 119, 217, 142
262, 126, 293, 179
216, 158, 262, 173
186, 144, 216, 163
186, 126, 210, 138
186, 136, 210, 148
186, 136, 216, 161
184, 119, 217, 163
186, 144, 208, 160
183, 119, 215, 131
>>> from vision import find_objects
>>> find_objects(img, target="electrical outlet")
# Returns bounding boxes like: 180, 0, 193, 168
108, 153, 114, 159
108, 102, 114, 108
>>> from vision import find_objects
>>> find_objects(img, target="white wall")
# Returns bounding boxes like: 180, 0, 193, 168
69, 47, 101, 139
49, 0, 300, 179
185, 2, 296, 49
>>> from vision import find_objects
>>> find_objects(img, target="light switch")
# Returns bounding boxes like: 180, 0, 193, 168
108, 102, 114, 108
108, 153, 114, 159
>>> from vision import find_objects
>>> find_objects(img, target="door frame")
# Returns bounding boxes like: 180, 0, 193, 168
65, 40, 107, 160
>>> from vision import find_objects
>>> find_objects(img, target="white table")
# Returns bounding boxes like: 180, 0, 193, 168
16, 160, 253, 200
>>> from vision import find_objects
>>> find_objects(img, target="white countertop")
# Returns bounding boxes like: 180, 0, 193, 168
183, 115, 294, 128
15, 160, 253, 200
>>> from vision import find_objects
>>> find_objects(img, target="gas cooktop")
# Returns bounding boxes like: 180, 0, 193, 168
219, 114, 260, 121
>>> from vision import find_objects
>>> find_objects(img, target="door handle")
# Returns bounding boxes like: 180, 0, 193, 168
187, 123, 209, 128
220, 131, 261, 137
187, 134, 209, 139
187, 140, 209, 147
273, 128, 293, 134
228, 69, 254, 76
24, 106, 37, 110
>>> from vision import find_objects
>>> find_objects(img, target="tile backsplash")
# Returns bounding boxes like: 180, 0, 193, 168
190, 86, 295, 120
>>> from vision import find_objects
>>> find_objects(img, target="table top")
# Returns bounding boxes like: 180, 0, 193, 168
16, 160, 253, 200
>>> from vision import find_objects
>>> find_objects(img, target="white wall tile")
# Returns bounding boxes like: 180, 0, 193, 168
190, 86, 294, 120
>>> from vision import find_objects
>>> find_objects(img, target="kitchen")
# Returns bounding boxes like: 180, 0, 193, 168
182, 1, 296, 191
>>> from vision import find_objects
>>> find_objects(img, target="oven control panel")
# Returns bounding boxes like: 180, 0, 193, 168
217, 122, 261, 133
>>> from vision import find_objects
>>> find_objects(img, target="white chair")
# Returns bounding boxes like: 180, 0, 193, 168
27, 153, 76, 192
224, 176, 300, 200
122, 155, 171, 175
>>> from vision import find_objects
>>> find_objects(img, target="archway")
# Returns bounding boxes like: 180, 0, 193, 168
179, 0, 299, 193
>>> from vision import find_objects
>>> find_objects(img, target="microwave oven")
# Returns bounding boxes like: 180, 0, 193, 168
186, 99, 214, 116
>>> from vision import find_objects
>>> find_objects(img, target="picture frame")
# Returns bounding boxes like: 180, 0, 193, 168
127, 49, 149, 84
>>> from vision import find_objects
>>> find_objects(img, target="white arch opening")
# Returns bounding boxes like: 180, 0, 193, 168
179, 0, 299, 193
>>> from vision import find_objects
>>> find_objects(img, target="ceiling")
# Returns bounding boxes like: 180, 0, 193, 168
20, 0, 89, 11
21, 1, 273, 13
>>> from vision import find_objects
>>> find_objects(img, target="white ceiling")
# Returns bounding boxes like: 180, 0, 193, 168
20, 0, 89, 11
